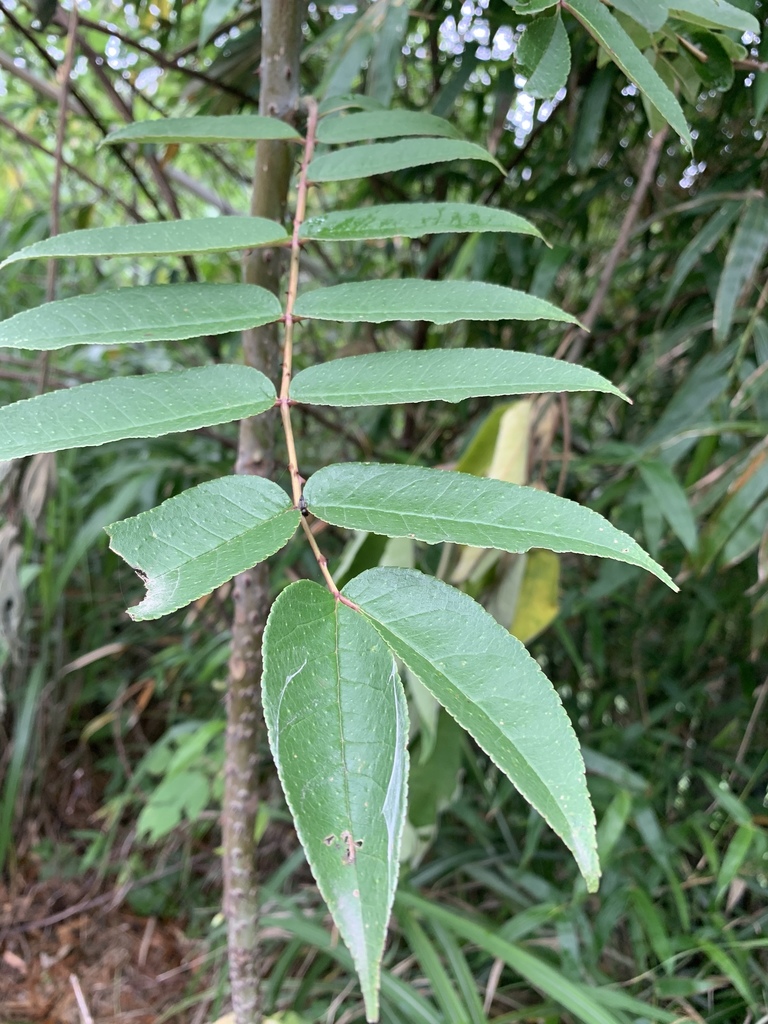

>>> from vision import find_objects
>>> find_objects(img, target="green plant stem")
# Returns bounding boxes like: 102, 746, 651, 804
223, 4, 304, 1022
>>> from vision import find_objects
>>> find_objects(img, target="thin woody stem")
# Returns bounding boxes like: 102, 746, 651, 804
279, 99, 354, 605
280, 97, 318, 507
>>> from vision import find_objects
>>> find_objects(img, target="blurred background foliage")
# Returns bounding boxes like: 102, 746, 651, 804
0, 1, 766, 1021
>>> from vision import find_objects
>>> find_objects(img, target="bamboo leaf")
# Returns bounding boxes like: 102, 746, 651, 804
0, 218, 289, 268
293, 281, 578, 326
0, 284, 283, 351
198, 0, 240, 48
307, 139, 504, 182
516, 10, 572, 99
305, 463, 678, 589
714, 199, 768, 342
344, 568, 600, 889
107, 477, 298, 620
638, 460, 698, 553
262, 581, 408, 1021
564, 0, 692, 149
300, 202, 544, 242
317, 110, 461, 144
290, 349, 626, 406
102, 115, 301, 147
0, 365, 276, 460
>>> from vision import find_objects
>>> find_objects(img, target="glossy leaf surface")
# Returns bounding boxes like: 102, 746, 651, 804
293, 281, 578, 326
306, 139, 504, 182
316, 110, 461, 143
669, 0, 758, 32
0, 284, 283, 350
102, 115, 301, 146
0, 365, 275, 460
107, 477, 298, 620
344, 568, 600, 890
300, 202, 543, 242
290, 349, 627, 406
262, 581, 408, 1021
516, 10, 572, 98
564, 0, 692, 149
0, 218, 289, 267
305, 463, 677, 589
611, 0, 668, 32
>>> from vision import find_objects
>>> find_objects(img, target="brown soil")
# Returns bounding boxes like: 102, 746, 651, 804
0, 876, 212, 1024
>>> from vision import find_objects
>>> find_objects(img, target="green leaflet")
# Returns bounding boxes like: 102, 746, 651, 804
0, 217, 289, 268
0, 365, 275, 461
305, 463, 677, 589
668, 0, 758, 32
516, 11, 572, 99
290, 349, 628, 406
300, 202, 544, 243
610, 0, 668, 32
107, 477, 299, 620
101, 115, 301, 147
293, 280, 578, 326
0, 284, 283, 350
344, 568, 601, 890
307, 138, 504, 182
262, 581, 408, 1021
564, 0, 692, 150
316, 110, 461, 144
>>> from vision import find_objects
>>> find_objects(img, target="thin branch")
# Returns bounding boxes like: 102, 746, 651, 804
556, 126, 669, 359
0, 2, 163, 216
0, 49, 85, 113
280, 98, 319, 508
39, 2, 79, 396
0, 112, 143, 222
67, 12, 254, 102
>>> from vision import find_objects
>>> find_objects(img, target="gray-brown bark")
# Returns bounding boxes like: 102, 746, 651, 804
223, 3, 305, 1021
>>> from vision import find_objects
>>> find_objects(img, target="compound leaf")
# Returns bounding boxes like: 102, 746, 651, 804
290, 349, 627, 406
262, 580, 408, 1021
344, 568, 600, 890
0, 284, 283, 351
0, 365, 275, 460
293, 281, 578, 326
305, 463, 677, 590
107, 477, 299, 620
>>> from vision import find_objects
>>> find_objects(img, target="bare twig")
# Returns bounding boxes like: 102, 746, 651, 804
557, 126, 670, 359
0, 2, 162, 215
0, 113, 143, 222
69, 975, 94, 1024
39, 3, 79, 396
65, 12, 253, 101
0, 50, 85, 113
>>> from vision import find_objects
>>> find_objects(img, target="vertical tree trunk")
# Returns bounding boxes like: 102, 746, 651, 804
224, 4, 304, 1021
